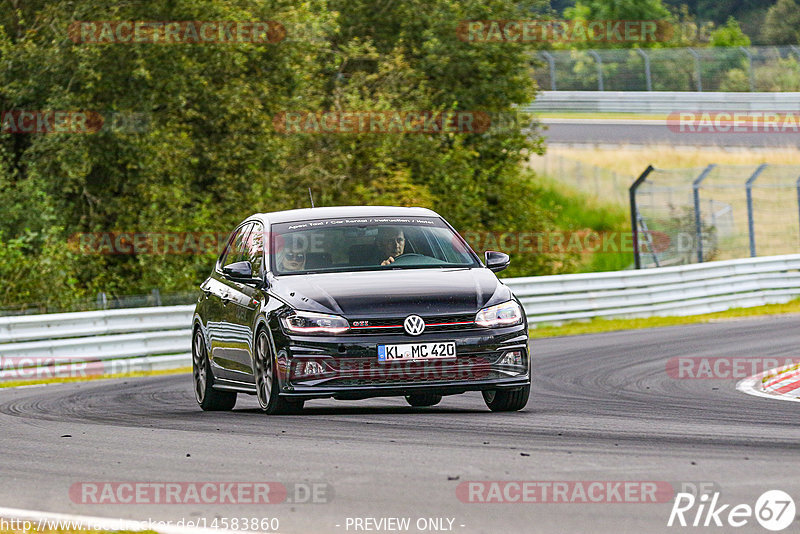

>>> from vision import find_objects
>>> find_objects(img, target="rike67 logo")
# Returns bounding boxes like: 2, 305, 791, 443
668, 490, 795, 531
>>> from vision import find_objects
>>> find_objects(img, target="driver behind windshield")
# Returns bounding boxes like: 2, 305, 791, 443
377, 227, 405, 266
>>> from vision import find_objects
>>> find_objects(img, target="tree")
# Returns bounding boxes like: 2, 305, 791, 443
761, 0, 800, 44
709, 16, 751, 47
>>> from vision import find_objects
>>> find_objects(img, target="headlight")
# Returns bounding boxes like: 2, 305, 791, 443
475, 301, 523, 328
281, 311, 350, 334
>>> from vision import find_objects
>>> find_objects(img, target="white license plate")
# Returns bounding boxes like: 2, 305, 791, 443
377, 341, 456, 362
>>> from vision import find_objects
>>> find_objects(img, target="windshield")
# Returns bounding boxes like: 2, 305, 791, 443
270, 216, 480, 275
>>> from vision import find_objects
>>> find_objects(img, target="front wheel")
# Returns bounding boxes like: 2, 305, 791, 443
482, 386, 529, 412
254, 329, 304, 415
193, 328, 237, 411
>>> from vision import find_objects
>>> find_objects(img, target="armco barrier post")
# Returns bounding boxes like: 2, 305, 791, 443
630, 165, 654, 270
746, 164, 768, 257
693, 164, 716, 263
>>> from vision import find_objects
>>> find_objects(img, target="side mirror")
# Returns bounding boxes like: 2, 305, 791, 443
485, 251, 510, 273
222, 260, 256, 281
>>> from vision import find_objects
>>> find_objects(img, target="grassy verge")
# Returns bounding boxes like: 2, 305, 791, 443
535, 111, 667, 121
0, 366, 191, 389
541, 145, 800, 178
529, 299, 800, 339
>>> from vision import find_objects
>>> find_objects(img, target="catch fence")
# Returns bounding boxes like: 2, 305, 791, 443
534, 46, 800, 92
632, 164, 800, 268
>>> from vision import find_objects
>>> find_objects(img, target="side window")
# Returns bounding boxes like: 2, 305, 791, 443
247, 222, 265, 274
219, 223, 253, 268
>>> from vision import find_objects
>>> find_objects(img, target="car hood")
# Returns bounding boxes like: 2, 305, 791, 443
270, 268, 511, 317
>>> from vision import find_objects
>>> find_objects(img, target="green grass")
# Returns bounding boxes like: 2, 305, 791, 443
0, 366, 191, 389
535, 174, 633, 272
529, 299, 800, 338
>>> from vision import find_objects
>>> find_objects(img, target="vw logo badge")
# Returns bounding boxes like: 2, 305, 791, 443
403, 315, 426, 336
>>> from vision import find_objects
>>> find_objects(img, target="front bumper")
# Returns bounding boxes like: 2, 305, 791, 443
273, 324, 530, 400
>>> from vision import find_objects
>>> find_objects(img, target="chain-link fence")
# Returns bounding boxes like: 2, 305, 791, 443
633, 164, 800, 268
528, 153, 630, 205
535, 46, 800, 92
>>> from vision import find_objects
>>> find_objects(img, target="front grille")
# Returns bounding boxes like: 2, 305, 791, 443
347, 313, 477, 335
320, 353, 501, 386
332, 371, 507, 386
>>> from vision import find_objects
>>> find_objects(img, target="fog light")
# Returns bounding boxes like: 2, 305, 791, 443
293, 359, 327, 378
499, 350, 524, 366
303, 361, 325, 375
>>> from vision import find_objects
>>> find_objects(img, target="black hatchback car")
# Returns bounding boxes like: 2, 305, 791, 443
192, 206, 530, 414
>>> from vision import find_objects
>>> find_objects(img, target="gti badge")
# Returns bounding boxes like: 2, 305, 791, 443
404, 315, 426, 336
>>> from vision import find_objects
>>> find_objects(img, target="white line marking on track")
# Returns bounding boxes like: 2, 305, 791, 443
0, 506, 250, 534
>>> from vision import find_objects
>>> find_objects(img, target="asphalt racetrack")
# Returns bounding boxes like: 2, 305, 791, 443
0, 315, 798, 533
541, 118, 800, 147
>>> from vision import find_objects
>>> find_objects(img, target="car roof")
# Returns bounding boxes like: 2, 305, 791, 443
255, 206, 441, 224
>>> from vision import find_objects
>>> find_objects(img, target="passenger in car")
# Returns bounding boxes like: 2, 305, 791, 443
278, 237, 307, 272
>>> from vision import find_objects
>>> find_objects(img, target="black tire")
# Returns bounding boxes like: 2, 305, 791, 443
193, 328, 237, 411
405, 392, 442, 407
254, 328, 304, 415
482, 385, 529, 412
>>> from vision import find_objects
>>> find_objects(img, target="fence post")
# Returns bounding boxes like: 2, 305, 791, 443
540, 51, 557, 91
151, 288, 162, 306
630, 165, 654, 270
588, 50, 604, 91
635, 48, 652, 91
688, 48, 702, 92
693, 164, 716, 262
746, 164, 768, 257
739, 47, 754, 92
97, 292, 107, 310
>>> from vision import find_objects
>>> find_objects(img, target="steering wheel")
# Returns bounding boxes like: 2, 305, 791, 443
385, 253, 424, 265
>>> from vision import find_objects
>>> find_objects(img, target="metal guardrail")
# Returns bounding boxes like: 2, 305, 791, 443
506, 254, 800, 325
0, 305, 194, 380
524, 91, 800, 114
2, 254, 800, 380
